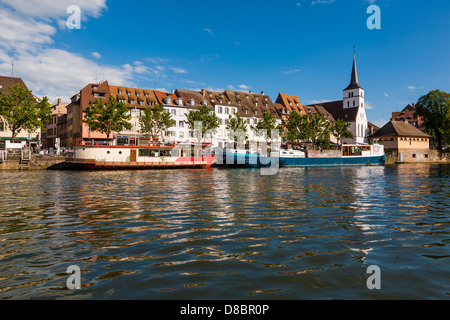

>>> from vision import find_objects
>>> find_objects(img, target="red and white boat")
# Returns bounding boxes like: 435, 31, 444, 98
66, 143, 215, 170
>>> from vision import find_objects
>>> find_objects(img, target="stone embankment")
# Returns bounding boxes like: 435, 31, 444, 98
0, 155, 68, 170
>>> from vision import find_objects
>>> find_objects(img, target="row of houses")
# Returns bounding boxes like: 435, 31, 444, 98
1, 55, 383, 152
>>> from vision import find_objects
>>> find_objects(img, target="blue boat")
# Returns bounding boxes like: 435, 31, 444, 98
217, 144, 385, 168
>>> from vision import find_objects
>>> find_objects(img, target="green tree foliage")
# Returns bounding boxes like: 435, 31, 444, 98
83, 96, 132, 144
415, 89, 450, 151
0, 84, 51, 143
253, 111, 278, 142
284, 111, 333, 149
226, 113, 248, 143
139, 104, 175, 141
186, 104, 219, 141
331, 118, 354, 146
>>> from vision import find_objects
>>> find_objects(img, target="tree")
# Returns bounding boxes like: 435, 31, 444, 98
0, 84, 51, 143
414, 90, 450, 151
139, 104, 175, 141
253, 111, 278, 142
308, 113, 332, 150
284, 111, 332, 149
331, 118, 354, 146
83, 96, 132, 144
226, 113, 248, 145
186, 104, 219, 141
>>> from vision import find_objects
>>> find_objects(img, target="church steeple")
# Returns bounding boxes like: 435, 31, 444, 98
344, 52, 363, 91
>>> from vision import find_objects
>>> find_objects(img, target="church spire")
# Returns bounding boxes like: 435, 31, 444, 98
344, 52, 363, 91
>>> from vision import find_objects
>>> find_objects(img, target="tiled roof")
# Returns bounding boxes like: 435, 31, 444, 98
110, 85, 158, 108
0, 76, 29, 94
368, 120, 431, 138
275, 93, 306, 115
175, 89, 211, 109
223, 90, 280, 119
308, 100, 358, 122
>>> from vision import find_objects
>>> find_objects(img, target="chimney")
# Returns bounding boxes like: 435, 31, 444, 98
57, 98, 61, 105
261, 90, 265, 95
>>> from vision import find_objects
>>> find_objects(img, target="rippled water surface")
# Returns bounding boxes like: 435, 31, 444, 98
0, 164, 449, 299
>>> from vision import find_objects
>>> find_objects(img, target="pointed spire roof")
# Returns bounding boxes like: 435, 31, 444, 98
344, 53, 363, 91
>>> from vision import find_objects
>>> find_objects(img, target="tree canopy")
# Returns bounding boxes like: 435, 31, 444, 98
415, 89, 450, 151
226, 113, 248, 144
283, 111, 334, 149
186, 104, 219, 141
139, 104, 175, 141
0, 83, 51, 143
83, 96, 132, 144
253, 111, 278, 142
331, 118, 354, 146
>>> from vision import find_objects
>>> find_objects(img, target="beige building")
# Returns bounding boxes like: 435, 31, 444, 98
368, 120, 431, 162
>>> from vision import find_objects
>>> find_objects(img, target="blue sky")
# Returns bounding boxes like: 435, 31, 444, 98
0, 0, 449, 127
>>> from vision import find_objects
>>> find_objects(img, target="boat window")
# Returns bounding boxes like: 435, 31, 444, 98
139, 149, 149, 157
160, 149, 171, 157
171, 150, 180, 157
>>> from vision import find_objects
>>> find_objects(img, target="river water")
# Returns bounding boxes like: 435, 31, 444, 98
0, 164, 449, 300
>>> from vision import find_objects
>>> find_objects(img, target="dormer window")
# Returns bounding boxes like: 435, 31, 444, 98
130, 99, 135, 105
189, 99, 195, 106
127, 92, 131, 96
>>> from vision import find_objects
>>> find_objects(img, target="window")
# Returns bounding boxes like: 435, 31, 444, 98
179, 121, 184, 127
225, 108, 229, 114
412, 154, 416, 158
0, 121, 4, 131
130, 99, 135, 105
353, 100, 355, 107
140, 101, 144, 106
171, 109, 176, 115
425, 154, 429, 158
218, 107, 222, 113
179, 132, 184, 138
347, 101, 350, 107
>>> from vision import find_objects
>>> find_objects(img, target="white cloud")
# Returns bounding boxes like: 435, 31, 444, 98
227, 85, 235, 90
92, 52, 101, 59
203, 28, 213, 36
365, 101, 374, 110
0, 48, 137, 102
238, 84, 251, 90
0, 9, 56, 51
282, 69, 301, 74
383, 92, 389, 97
311, 0, 335, 5
1, 0, 107, 19
170, 67, 188, 74
304, 99, 332, 104
371, 118, 388, 128
407, 86, 416, 91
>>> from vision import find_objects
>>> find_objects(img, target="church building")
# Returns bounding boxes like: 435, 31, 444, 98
306, 53, 369, 144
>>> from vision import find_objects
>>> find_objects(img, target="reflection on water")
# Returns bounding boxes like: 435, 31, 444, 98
0, 164, 449, 299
